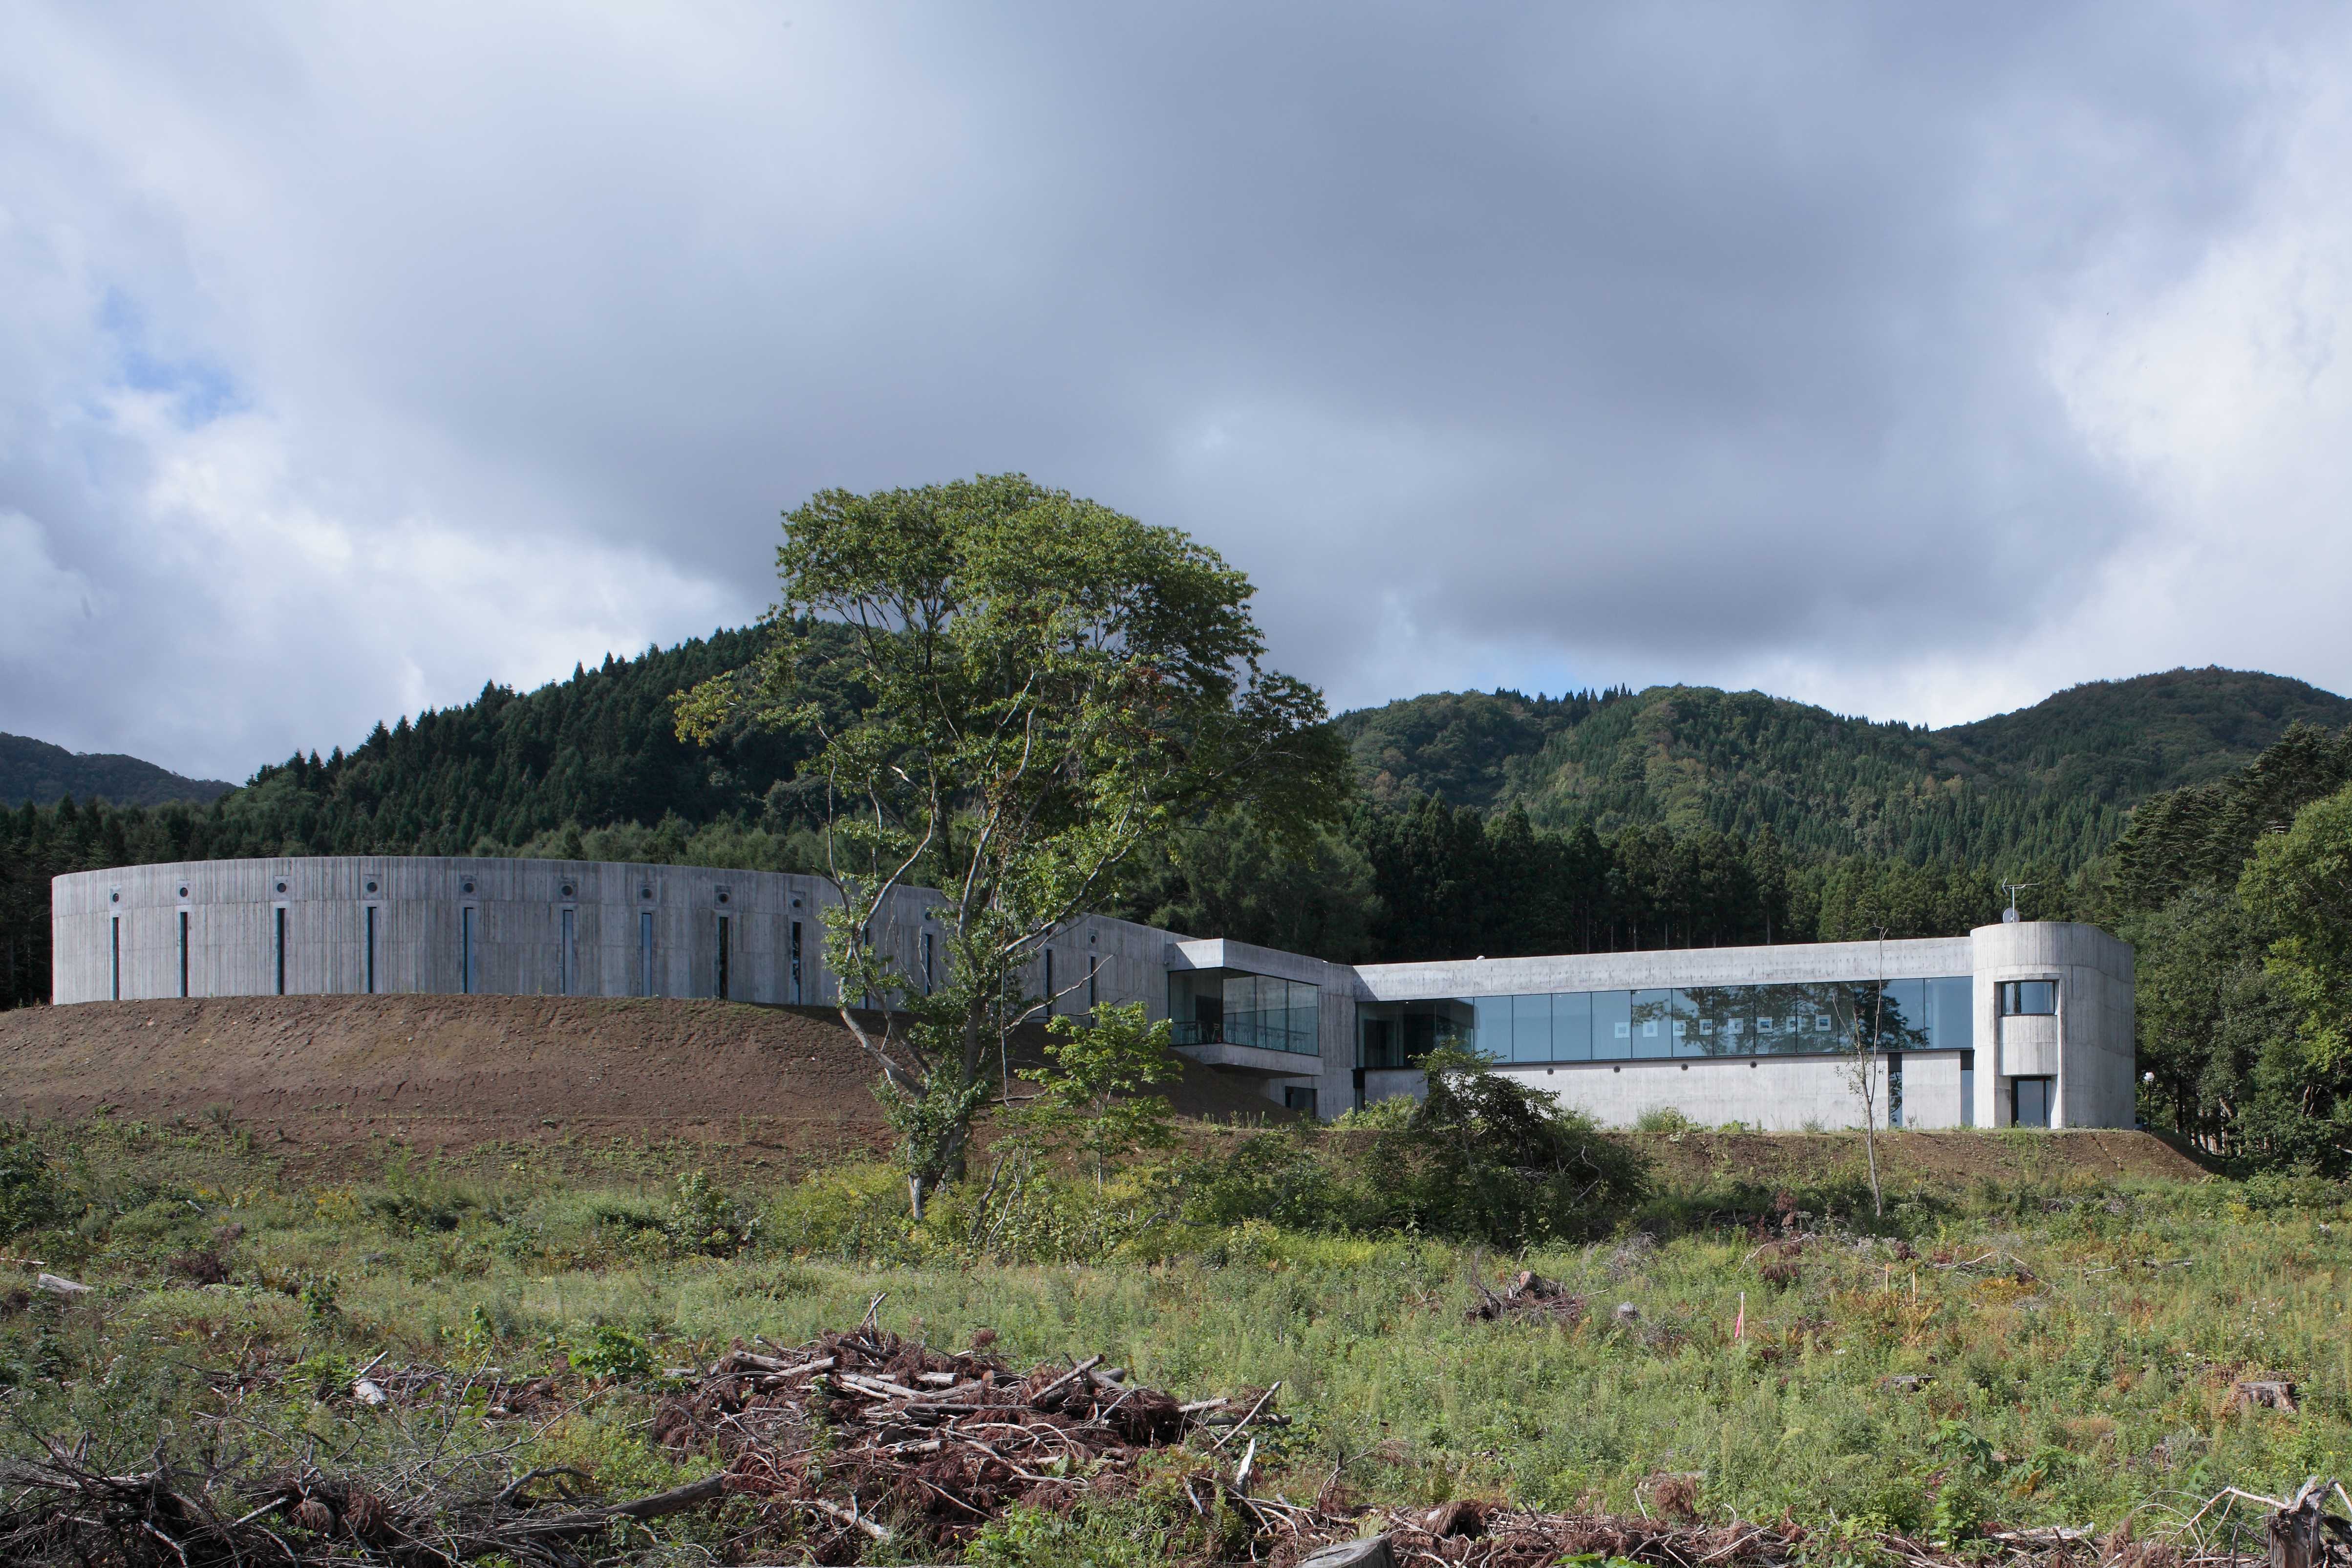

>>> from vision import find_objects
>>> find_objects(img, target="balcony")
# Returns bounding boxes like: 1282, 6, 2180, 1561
1168, 968, 1320, 1073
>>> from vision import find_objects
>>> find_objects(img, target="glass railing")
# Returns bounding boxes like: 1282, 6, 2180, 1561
1170, 1011, 1319, 1055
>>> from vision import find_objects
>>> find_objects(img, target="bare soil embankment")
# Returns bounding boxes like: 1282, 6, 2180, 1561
0, 995, 1289, 1165
0, 997, 2215, 1187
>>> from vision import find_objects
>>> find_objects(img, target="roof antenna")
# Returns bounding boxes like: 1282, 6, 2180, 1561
2001, 882, 2036, 924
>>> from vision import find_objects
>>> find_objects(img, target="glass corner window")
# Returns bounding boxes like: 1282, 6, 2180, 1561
1170, 968, 1319, 1055
1998, 979, 2057, 1016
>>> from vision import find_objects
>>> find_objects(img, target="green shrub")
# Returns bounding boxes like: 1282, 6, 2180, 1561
1634, 1106, 1699, 1134
1176, 1128, 1364, 1232
763, 1160, 934, 1263
573, 1325, 655, 1383
971, 1496, 1200, 1568
0, 1126, 69, 1239
946, 1145, 1180, 1263
2237, 1169, 2342, 1213
1385, 1047, 1648, 1245
361, 1181, 483, 1235
666, 1170, 755, 1257
1330, 1095, 1416, 1130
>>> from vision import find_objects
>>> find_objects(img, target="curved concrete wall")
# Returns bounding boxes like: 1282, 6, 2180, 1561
50, 858, 1175, 1016
1968, 919, 2136, 1129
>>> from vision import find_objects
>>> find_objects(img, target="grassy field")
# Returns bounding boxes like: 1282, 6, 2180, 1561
3, 1116, 2346, 1564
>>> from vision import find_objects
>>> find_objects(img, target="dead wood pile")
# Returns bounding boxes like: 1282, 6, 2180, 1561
650, 1311, 1283, 1559
0, 1309, 1299, 1566
1278, 1478, 2352, 1568
0, 1439, 724, 1568
1464, 1269, 1585, 1325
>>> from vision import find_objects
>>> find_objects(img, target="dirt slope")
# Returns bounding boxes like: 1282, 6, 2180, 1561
0, 996, 1289, 1162
0, 998, 2212, 1189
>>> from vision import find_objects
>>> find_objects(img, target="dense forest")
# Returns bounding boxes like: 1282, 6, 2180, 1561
1341, 667, 2352, 866
1, 629, 2232, 1008
13, 635, 2352, 1172
0, 732, 233, 809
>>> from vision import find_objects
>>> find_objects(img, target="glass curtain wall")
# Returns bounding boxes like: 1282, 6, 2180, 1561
1169, 969, 1320, 1055
1361, 976, 1971, 1068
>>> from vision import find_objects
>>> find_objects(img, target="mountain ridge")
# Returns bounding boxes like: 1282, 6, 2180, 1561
0, 731, 235, 809
1335, 666, 2352, 870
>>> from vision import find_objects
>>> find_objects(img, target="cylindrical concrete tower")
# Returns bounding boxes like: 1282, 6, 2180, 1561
1967, 920, 2135, 1128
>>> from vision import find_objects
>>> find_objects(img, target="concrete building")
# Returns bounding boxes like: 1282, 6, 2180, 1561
52, 857, 2135, 1130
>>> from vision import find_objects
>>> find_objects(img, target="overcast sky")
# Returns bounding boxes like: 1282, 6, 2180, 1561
5, 3, 2352, 783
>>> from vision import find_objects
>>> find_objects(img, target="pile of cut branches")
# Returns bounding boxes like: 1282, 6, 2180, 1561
1278, 1477, 2352, 1568
1464, 1269, 1585, 1325
651, 1306, 1282, 1559
0, 1436, 722, 1568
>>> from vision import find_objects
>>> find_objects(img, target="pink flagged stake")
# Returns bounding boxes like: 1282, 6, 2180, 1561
1733, 1290, 1746, 1343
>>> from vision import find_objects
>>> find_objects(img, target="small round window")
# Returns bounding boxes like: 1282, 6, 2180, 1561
364, 880, 379, 894
560, 883, 575, 899
110, 891, 120, 903
275, 881, 288, 894
177, 885, 190, 900
717, 891, 730, 905
462, 881, 476, 895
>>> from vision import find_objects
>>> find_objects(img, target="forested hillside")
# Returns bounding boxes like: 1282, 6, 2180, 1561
6, 632, 2345, 1017
0, 733, 233, 809
2100, 720, 2352, 1165
0, 625, 863, 1006
1340, 668, 2352, 869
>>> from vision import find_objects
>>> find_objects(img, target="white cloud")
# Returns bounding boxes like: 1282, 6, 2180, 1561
0, 509, 101, 661
4, 0, 2352, 776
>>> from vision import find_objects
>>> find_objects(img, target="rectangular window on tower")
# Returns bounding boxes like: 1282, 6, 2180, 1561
790, 921, 803, 1004
639, 911, 655, 997
1089, 955, 1100, 1011
921, 930, 934, 996
1959, 1049, 1975, 1127
560, 907, 576, 996
110, 916, 121, 1001
1044, 949, 1056, 1014
178, 910, 190, 998
274, 906, 287, 996
715, 914, 731, 1000
364, 906, 376, 995
462, 906, 475, 995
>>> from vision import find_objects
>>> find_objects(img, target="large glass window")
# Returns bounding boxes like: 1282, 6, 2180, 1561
1755, 983, 1804, 1055
1552, 991, 1593, 1061
1171, 969, 1320, 1055
1474, 995, 1516, 1060
1405, 998, 1474, 1057
1629, 988, 1673, 1059
1668, 988, 1704, 1058
1593, 990, 1632, 1060
1364, 975, 1980, 1066
1928, 976, 1973, 1052
1513, 993, 1555, 1064
1999, 980, 2057, 1016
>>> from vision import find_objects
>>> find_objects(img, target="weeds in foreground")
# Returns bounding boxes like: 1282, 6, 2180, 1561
0, 1114, 2345, 1558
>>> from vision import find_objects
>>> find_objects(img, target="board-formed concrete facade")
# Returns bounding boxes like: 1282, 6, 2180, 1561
53, 858, 2135, 1130
49, 858, 1176, 1022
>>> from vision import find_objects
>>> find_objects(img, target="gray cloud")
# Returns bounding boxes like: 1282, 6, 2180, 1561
2, 1, 2349, 782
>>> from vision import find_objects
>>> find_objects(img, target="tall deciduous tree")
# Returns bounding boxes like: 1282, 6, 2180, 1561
674, 474, 1347, 1217
2238, 782, 2352, 1165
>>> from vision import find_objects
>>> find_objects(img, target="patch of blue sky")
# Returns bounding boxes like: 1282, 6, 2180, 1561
98, 287, 247, 427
